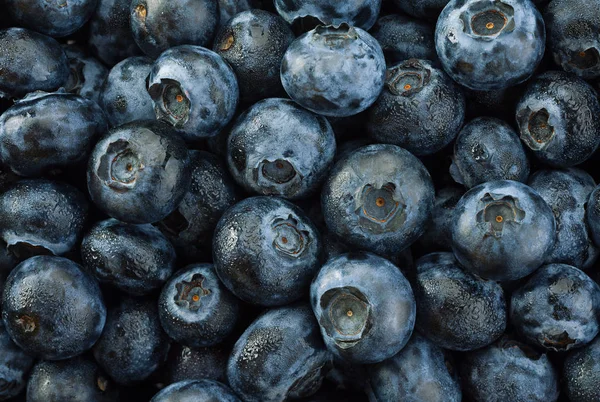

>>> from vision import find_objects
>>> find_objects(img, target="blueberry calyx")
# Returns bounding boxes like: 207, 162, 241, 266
386, 59, 431, 96
355, 182, 406, 234
174, 274, 211, 312
568, 48, 600, 71
460, 0, 515, 39
148, 78, 191, 128
476, 193, 526, 238
271, 216, 310, 258
520, 108, 555, 151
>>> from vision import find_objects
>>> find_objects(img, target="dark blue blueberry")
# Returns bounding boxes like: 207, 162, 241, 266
227, 304, 331, 402
151, 379, 240, 402
367, 59, 465, 156
81, 218, 176, 295
563, 335, 600, 402
417, 186, 464, 252
274, 0, 381, 31
0, 322, 34, 400
587, 184, 600, 248
213, 196, 321, 306
310, 252, 416, 364
390, 0, 450, 19
93, 297, 171, 385
213, 10, 295, 103
529, 168, 598, 268
130, 0, 219, 58
435, 0, 545, 90
414, 252, 506, 351
0, 28, 69, 99
164, 343, 229, 384
0, 91, 108, 177
87, 120, 191, 224
321, 144, 434, 256
2, 256, 106, 360
452, 180, 556, 281
147, 45, 239, 142
99, 56, 155, 127
450, 117, 530, 188
26, 356, 119, 402
281, 24, 386, 117
63, 46, 109, 105
226, 98, 336, 199
510, 263, 600, 352
516, 71, 600, 168
366, 333, 461, 402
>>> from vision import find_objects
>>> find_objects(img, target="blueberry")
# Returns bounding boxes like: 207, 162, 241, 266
87, 120, 191, 224
164, 343, 229, 384
147, 45, 239, 142
452, 180, 556, 281
2, 256, 106, 360
0, 28, 69, 99
213, 196, 321, 306
281, 24, 386, 117
227, 304, 331, 402
417, 186, 464, 252
310, 252, 416, 364
563, 335, 600, 402
435, 0, 545, 90
226, 98, 336, 199
0, 322, 34, 400
151, 379, 240, 402
322, 144, 434, 256
63, 46, 109, 105
450, 117, 530, 188
367, 59, 465, 156
213, 10, 295, 103
366, 333, 461, 402
26, 356, 119, 402
0, 91, 108, 177
390, 0, 450, 19
516, 71, 600, 167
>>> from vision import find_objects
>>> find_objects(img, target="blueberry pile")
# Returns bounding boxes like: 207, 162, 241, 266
1, 0, 600, 401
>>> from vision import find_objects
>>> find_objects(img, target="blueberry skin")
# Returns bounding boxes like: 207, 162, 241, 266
5, 0, 97, 38
0, 91, 108, 177
213, 196, 321, 306
226, 98, 336, 200
227, 304, 331, 402
564, 335, 600, 402
93, 297, 171, 385
151, 380, 240, 402
435, 0, 545, 90
147, 45, 239, 142
2, 256, 106, 361
130, 0, 219, 59
159, 264, 239, 348
452, 180, 556, 281
0, 28, 69, 99
365, 333, 461, 402
417, 186, 464, 252
164, 344, 228, 384
391, 0, 450, 19
0, 322, 34, 400
89, 0, 143, 66
414, 252, 506, 351
26, 356, 119, 402
87, 120, 191, 224
511, 263, 600, 352
367, 59, 465, 156
460, 336, 560, 402
529, 169, 598, 269
0, 179, 89, 256
369, 14, 437, 66
321, 144, 434, 256
274, 0, 381, 31
587, 185, 600, 247
213, 10, 295, 103
310, 252, 416, 364
544, 0, 600, 79
281, 25, 386, 117
99, 56, 155, 127
63, 46, 109, 105
450, 117, 530, 189
516, 71, 600, 168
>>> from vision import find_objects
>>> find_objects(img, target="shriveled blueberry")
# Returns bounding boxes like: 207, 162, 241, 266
63, 46, 108, 105
417, 186, 464, 252
87, 120, 191, 224
164, 344, 229, 384
390, 0, 451, 19
564, 335, 600, 402
151, 380, 240, 402
311, 252, 416, 364
2, 256, 106, 360
274, 0, 381, 31
0, 322, 34, 400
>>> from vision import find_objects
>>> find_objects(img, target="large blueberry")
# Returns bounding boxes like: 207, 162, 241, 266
151, 380, 240, 402
0, 322, 34, 400
564, 335, 600, 402
274, 0, 381, 31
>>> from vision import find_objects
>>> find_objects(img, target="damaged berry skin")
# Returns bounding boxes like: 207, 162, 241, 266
151, 379, 241, 402
516, 71, 600, 168
1, 256, 106, 361
563, 335, 600, 402
452, 180, 556, 281
281, 24, 386, 117
63, 46, 109, 105
81, 218, 176, 296
367, 59, 465, 156
158, 264, 240, 348
227, 304, 331, 402
510, 263, 600, 352
310, 252, 416, 364
147, 45, 239, 142
226, 98, 336, 200
87, 120, 191, 224
435, 0, 545, 90
0, 322, 35, 400
274, 0, 381, 31
130, 0, 219, 59
0, 91, 108, 177
213, 196, 321, 306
